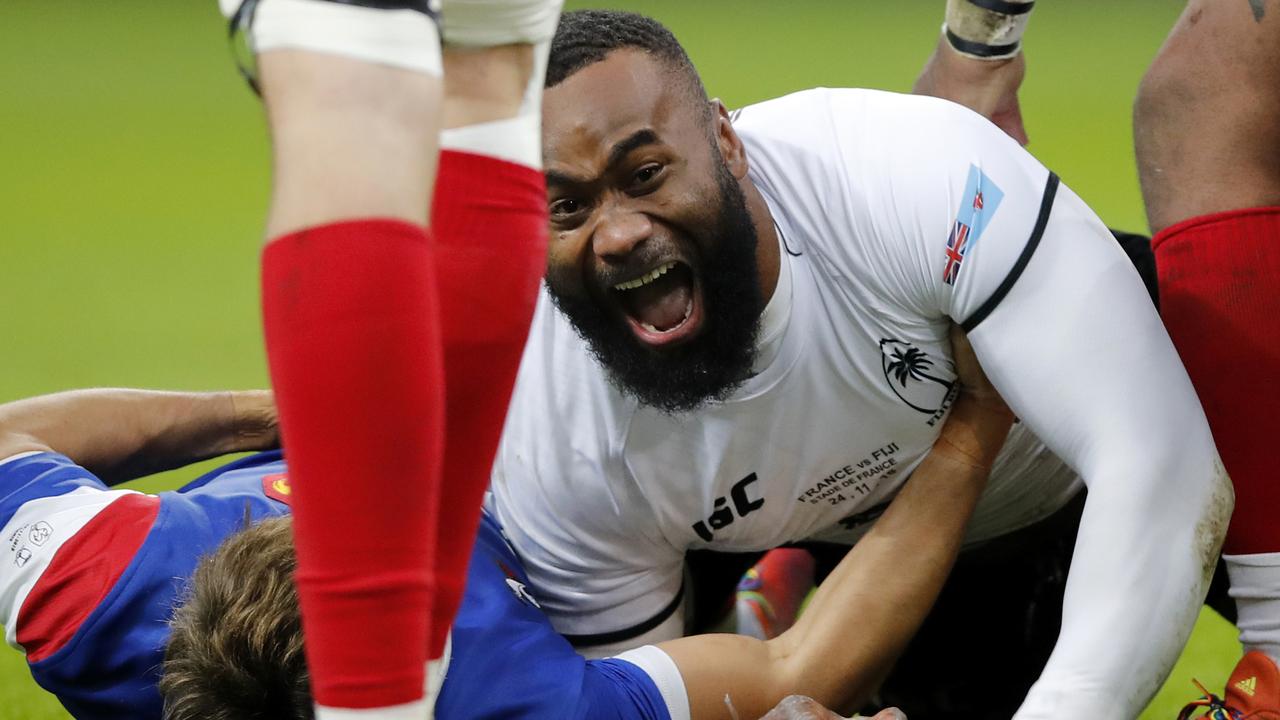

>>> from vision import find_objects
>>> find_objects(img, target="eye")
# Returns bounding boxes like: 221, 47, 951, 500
549, 197, 582, 219
633, 163, 663, 186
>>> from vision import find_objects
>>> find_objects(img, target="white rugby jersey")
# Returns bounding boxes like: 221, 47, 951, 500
493, 89, 1226, 719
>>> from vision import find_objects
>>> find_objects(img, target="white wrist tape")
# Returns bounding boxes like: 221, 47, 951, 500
944, 0, 1035, 60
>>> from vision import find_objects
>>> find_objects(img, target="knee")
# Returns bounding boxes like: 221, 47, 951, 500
1132, 36, 1218, 229
1133, 43, 1197, 149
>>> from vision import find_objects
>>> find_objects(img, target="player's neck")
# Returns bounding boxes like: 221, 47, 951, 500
744, 179, 781, 309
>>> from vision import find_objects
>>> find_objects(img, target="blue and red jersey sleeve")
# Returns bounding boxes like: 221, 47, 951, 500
0, 452, 159, 660
0, 451, 289, 719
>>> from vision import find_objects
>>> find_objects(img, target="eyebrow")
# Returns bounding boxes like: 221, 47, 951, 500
607, 128, 661, 169
546, 128, 662, 189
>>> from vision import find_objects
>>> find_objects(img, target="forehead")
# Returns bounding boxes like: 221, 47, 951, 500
543, 49, 696, 169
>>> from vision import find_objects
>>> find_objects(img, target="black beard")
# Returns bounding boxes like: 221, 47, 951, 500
548, 164, 764, 413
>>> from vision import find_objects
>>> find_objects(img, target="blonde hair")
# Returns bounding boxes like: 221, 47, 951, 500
160, 515, 313, 720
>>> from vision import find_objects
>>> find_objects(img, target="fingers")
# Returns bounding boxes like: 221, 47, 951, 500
756, 695, 907, 720
759, 695, 848, 720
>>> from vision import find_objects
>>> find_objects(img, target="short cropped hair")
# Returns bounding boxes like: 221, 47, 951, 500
160, 515, 312, 720
547, 9, 708, 105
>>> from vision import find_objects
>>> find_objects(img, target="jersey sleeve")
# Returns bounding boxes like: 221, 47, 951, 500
579, 655, 683, 720
814, 89, 1053, 327
439, 516, 682, 720
820, 91, 1228, 718
0, 452, 155, 658
610, 645, 691, 720
0, 451, 108, 529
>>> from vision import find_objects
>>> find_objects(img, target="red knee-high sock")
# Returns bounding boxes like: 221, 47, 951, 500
428, 150, 547, 657
262, 220, 444, 709
1153, 207, 1280, 555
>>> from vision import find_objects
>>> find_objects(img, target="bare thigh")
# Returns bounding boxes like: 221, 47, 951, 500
1134, 0, 1280, 233
258, 49, 443, 237
443, 44, 535, 129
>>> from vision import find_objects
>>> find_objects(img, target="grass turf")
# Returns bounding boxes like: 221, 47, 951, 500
0, 0, 1238, 717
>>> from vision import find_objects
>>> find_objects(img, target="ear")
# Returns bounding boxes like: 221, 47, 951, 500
710, 98, 749, 180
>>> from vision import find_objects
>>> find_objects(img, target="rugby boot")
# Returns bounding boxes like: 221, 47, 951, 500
1178, 651, 1280, 720
735, 548, 816, 639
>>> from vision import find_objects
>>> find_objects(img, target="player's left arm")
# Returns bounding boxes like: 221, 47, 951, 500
964, 189, 1229, 720
0, 389, 278, 485
856, 98, 1230, 718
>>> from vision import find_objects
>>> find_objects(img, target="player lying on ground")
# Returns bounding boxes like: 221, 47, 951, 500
218, 0, 559, 715
0, 331, 1007, 719
915, 0, 1280, 715
486, 10, 1233, 720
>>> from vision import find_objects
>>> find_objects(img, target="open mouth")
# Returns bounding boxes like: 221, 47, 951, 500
611, 260, 704, 347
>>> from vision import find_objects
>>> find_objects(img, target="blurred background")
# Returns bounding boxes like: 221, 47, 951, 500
0, 1, 1237, 717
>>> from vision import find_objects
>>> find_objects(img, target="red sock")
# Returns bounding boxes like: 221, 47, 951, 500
1153, 207, 1280, 555
428, 150, 547, 657
262, 219, 444, 709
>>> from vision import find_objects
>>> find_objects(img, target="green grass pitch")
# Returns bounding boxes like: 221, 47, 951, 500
0, 1, 1239, 717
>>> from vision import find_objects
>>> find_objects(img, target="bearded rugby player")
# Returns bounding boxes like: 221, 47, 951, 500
486, 10, 1233, 720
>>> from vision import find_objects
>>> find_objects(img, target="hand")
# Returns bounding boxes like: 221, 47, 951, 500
759, 695, 906, 720
913, 35, 1028, 146
228, 390, 279, 452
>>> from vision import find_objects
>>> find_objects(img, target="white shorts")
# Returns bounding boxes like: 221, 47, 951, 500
220, 0, 561, 77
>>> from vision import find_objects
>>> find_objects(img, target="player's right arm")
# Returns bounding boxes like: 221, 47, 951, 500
0, 389, 277, 485
645, 340, 1014, 719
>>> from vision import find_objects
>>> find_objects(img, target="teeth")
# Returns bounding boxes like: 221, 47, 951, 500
614, 261, 676, 291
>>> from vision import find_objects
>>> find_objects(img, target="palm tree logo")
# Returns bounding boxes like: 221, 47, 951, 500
880, 339, 955, 414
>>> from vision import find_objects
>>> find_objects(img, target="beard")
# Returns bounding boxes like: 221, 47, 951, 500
547, 159, 764, 413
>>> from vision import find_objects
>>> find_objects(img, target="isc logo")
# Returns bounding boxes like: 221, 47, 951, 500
692, 473, 764, 542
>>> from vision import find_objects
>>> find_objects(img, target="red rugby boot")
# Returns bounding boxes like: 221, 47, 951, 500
1179, 651, 1280, 720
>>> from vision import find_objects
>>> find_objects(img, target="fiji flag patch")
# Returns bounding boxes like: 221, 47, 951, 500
942, 165, 1004, 286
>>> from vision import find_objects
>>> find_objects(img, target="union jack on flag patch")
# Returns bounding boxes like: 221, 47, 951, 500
942, 166, 1004, 286
942, 220, 971, 285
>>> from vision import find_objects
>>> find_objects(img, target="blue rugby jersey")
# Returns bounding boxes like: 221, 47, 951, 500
0, 451, 676, 720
